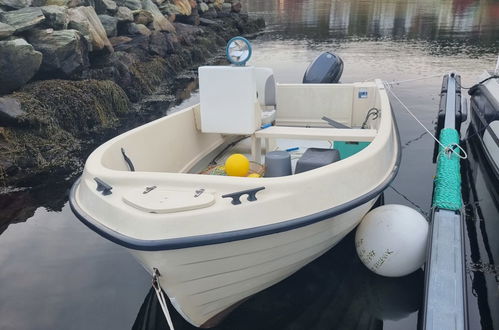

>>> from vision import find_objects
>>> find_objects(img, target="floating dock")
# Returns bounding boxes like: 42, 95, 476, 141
423, 73, 468, 330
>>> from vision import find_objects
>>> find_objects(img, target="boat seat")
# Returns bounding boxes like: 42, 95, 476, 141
251, 126, 376, 162
295, 148, 340, 174
254, 126, 377, 141
255, 67, 276, 108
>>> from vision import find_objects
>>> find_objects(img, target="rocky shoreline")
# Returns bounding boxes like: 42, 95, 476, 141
0, 0, 264, 190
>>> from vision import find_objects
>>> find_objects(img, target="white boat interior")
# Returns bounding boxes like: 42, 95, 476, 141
75, 66, 397, 241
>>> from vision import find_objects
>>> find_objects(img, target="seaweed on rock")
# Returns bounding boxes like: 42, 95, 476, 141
129, 57, 168, 95
0, 79, 130, 187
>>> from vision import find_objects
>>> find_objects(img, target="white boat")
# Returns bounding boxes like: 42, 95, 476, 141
468, 69, 499, 183
69, 38, 400, 328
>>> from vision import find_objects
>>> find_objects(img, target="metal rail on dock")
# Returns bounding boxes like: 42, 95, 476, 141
423, 73, 468, 330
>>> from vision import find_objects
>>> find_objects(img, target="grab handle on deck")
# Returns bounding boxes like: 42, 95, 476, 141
222, 187, 265, 205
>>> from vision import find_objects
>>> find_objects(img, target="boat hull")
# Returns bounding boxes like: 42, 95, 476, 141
129, 199, 375, 327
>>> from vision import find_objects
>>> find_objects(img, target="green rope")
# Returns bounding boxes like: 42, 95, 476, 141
432, 128, 462, 210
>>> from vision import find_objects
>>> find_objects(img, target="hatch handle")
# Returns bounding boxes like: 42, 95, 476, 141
94, 177, 113, 196
222, 187, 265, 205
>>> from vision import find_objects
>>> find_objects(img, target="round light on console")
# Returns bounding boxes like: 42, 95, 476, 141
226, 36, 252, 66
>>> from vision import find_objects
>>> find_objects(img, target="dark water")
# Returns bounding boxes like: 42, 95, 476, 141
1, 0, 499, 329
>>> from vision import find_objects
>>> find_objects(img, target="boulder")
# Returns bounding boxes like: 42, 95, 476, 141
0, 39, 42, 94
68, 0, 95, 8
141, 0, 174, 32
0, 21, 14, 39
127, 22, 150, 36
173, 0, 190, 15
133, 9, 152, 25
198, 2, 208, 13
31, 0, 69, 5
175, 5, 199, 25
173, 21, 201, 42
115, 0, 140, 10
94, 0, 117, 15
158, 2, 180, 16
213, 0, 222, 9
0, 97, 25, 126
98, 14, 117, 37
201, 6, 217, 19
231, 0, 241, 13
41, 5, 68, 30
27, 29, 90, 77
221, 2, 231, 12
0, 0, 31, 10
0, 7, 45, 33
115, 6, 133, 22
111, 33, 148, 54
148, 30, 174, 56
199, 17, 217, 26
67, 6, 113, 53
108, 35, 130, 47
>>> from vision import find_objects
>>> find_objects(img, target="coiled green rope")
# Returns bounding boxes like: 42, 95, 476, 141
432, 128, 462, 210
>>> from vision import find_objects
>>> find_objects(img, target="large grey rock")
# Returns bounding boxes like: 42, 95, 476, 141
133, 9, 152, 25
0, 39, 42, 94
158, 2, 180, 16
116, 0, 140, 10
26, 29, 89, 77
98, 14, 117, 37
0, 97, 25, 126
32, 0, 68, 5
94, 0, 117, 15
231, 0, 241, 13
0, 21, 14, 39
141, 0, 174, 32
67, 6, 113, 53
149, 30, 173, 57
0, 7, 45, 33
115, 6, 132, 22
68, 0, 95, 7
126, 22, 150, 36
0, 0, 31, 10
41, 5, 68, 30
198, 2, 208, 13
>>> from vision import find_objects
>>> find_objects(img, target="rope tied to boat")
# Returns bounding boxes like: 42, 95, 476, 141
383, 81, 467, 160
152, 268, 175, 330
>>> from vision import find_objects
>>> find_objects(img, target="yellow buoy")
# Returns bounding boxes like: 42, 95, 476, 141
247, 173, 261, 178
225, 154, 250, 177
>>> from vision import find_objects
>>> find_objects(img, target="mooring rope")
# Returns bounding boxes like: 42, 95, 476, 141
152, 268, 175, 330
383, 81, 467, 159
384, 73, 444, 86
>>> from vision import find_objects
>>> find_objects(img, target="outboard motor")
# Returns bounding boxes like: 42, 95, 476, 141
303, 52, 343, 83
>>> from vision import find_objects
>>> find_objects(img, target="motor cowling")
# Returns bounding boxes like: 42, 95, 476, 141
303, 52, 343, 84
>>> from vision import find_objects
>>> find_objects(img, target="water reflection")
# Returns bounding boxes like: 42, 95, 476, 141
0, 181, 68, 236
462, 131, 499, 330
132, 233, 423, 330
244, 0, 499, 53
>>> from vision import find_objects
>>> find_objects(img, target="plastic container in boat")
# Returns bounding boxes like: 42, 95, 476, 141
264, 151, 292, 177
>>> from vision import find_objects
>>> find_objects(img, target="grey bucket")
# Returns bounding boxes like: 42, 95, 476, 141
264, 151, 292, 177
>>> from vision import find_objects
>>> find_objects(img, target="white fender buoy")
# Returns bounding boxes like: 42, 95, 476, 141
355, 204, 429, 277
